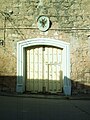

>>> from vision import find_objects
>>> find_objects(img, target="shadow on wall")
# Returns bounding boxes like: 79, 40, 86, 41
0, 76, 16, 92
71, 80, 90, 94
0, 75, 90, 95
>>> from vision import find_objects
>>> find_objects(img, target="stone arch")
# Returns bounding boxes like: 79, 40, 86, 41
16, 38, 71, 95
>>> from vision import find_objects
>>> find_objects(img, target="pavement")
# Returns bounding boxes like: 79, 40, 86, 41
0, 91, 90, 100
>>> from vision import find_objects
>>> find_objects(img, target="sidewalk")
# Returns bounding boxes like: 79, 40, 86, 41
0, 91, 90, 100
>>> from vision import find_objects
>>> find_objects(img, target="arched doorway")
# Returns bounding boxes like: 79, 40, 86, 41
16, 38, 71, 95
26, 45, 63, 93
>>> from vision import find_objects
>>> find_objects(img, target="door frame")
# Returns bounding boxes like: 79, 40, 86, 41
16, 38, 71, 95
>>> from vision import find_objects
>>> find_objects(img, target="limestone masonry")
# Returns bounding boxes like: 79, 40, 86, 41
0, 0, 90, 94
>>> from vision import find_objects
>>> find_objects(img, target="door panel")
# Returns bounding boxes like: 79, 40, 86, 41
47, 64, 62, 92
26, 46, 63, 93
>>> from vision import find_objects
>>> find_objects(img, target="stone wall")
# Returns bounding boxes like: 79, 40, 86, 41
0, 0, 90, 94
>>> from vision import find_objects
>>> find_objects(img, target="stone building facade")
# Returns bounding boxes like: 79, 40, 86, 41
0, 0, 90, 95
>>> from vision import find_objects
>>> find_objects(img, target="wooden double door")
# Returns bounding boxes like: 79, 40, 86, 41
26, 45, 63, 93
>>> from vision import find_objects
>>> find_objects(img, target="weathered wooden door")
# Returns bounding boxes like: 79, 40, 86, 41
26, 46, 63, 93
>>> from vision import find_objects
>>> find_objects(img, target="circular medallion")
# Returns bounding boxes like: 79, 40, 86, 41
37, 15, 50, 32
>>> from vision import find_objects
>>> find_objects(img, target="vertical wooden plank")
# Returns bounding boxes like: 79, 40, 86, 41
43, 47, 48, 91
49, 64, 53, 92
56, 65, 60, 92
53, 65, 57, 92
37, 47, 39, 92
26, 49, 30, 91
58, 49, 62, 64
34, 48, 38, 92
30, 48, 34, 91
48, 47, 52, 92
49, 47, 53, 64
38, 47, 43, 92
52, 48, 55, 92
27, 50, 30, 80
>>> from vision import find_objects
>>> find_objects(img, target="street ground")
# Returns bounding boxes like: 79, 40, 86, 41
0, 96, 90, 120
